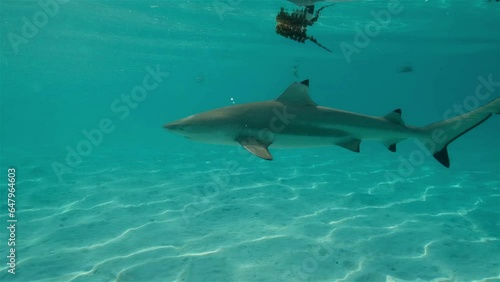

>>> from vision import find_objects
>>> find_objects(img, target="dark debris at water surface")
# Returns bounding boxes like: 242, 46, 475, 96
275, 5, 335, 53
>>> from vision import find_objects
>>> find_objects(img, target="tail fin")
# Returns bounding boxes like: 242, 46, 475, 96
420, 98, 499, 167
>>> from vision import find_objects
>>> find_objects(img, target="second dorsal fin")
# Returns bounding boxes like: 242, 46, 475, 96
384, 109, 405, 125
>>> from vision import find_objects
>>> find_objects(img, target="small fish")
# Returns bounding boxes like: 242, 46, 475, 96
398, 65, 413, 73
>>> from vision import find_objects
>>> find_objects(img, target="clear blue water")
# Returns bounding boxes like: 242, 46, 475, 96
1, 0, 499, 281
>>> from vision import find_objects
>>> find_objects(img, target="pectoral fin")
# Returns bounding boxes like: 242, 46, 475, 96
237, 137, 273, 160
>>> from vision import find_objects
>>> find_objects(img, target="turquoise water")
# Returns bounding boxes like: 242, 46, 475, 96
1, 0, 499, 281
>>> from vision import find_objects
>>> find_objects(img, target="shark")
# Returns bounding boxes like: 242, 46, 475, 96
164, 80, 499, 167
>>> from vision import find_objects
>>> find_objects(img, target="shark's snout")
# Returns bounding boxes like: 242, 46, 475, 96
164, 122, 180, 130
164, 120, 192, 134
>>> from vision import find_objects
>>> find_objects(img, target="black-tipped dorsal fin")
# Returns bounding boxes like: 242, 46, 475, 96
384, 109, 405, 125
276, 80, 316, 106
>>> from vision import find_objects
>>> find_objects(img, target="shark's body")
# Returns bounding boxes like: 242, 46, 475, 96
165, 80, 499, 167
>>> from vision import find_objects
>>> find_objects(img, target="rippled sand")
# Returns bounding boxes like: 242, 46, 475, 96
0, 142, 499, 282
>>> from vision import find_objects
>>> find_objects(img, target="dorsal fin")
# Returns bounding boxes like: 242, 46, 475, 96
384, 109, 405, 125
276, 80, 316, 106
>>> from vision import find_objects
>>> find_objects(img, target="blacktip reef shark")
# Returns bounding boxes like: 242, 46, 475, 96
164, 80, 499, 167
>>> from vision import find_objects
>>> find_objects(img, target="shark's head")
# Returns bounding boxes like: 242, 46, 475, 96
164, 109, 240, 143
164, 114, 206, 138
164, 80, 312, 146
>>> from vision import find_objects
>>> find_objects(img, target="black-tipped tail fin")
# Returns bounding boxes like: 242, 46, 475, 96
433, 147, 450, 168
421, 98, 499, 167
